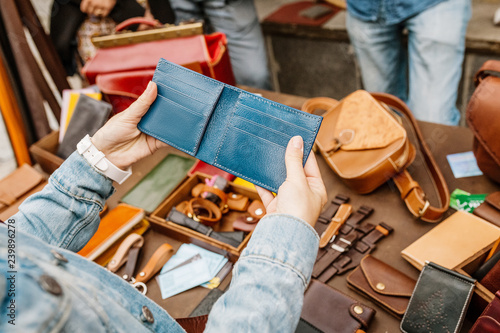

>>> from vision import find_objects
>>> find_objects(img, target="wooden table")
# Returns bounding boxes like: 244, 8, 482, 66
109, 87, 500, 331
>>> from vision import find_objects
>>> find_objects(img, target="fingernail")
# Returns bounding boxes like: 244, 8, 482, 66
292, 136, 303, 151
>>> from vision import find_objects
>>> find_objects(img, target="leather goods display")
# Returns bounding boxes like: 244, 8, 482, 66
347, 255, 416, 317
188, 160, 236, 182
312, 196, 392, 283
0, 164, 46, 221
78, 204, 145, 260
466, 60, 500, 184
470, 290, 500, 333
400, 262, 475, 333
302, 90, 449, 222
296, 279, 375, 333
57, 94, 112, 159
83, 20, 236, 113
121, 154, 195, 212
401, 211, 500, 271
138, 59, 323, 192
474, 191, 500, 227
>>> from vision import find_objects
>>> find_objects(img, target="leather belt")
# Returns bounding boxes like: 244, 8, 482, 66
312, 232, 358, 279
168, 208, 244, 248
185, 198, 222, 226
319, 203, 352, 249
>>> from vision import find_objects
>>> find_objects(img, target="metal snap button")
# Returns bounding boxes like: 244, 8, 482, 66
376, 282, 386, 291
50, 250, 68, 264
141, 306, 154, 324
353, 305, 364, 314
39, 275, 62, 296
255, 208, 263, 216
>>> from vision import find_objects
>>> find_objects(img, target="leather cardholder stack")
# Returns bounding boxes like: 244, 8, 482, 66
347, 255, 416, 318
474, 191, 500, 228
57, 94, 112, 159
470, 290, 500, 333
401, 211, 500, 270
138, 58, 322, 192
121, 154, 195, 213
0, 164, 47, 221
296, 279, 375, 333
400, 262, 475, 333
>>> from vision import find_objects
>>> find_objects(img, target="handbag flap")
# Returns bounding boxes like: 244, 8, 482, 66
334, 90, 405, 151
0, 164, 44, 207
486, 192, 500, 211
359, 255, 415, 297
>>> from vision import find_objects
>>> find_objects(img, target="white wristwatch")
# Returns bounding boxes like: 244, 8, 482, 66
77, 135, 132, 184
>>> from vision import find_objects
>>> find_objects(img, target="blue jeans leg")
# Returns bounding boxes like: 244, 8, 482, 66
170, 0, 271, 90
346, 12, 408, 101
406, 0, 471, 126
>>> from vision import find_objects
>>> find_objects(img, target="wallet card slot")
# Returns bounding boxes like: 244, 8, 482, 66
154, 69, 214, 101
156, 81, 209, 114
214, 127, 287, 191
231, 115, 292, 148
139, 94, 207, 155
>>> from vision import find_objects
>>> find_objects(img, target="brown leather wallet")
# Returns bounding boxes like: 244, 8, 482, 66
346, 255, 416, 317
297, 279, 375, 333
470, 290, 500, 333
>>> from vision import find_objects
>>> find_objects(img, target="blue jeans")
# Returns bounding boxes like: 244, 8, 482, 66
346, 0, 471, 125
170, 0, 271, 90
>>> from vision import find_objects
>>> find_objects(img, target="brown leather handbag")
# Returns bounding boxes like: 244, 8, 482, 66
302, 90, 449, 222
466, 60, 500, 184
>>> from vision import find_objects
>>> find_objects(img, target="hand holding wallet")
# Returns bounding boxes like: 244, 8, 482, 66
138, 59, 322, 192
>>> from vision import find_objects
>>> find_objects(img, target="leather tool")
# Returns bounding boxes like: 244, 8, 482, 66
168, 208, 244, 248
135, 243, 175, 284
319, 203, 352, 248
107, 233, 144, 273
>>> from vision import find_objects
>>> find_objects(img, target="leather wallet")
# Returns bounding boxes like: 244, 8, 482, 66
400, 262, 475, 333
57, 94, 112, 159
0, 164, 47, 221
470, 290, 500, 333
121, 154, 195, 212
138, 59, 323, 192
401, 211, 500, 270
474, 191, 500, 228
347, 255, 416, 318
296, 279, 375, 333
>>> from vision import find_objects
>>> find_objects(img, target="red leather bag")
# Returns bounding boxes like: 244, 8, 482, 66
82, 18, 236, 113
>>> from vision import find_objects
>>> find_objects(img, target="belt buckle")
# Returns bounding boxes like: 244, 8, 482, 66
331, 237, 351, 252
418, 200, 430, 218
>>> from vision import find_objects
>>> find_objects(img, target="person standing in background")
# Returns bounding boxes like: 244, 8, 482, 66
345, 0, 471, 126
169, 0, 272, 90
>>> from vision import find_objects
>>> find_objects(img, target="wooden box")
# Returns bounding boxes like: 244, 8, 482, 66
29, 131, 63, 174
149, 172, 259, 262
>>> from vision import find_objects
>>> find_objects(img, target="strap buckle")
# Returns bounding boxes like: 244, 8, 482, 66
418, 200, 430, 217
331, 237, 352, 252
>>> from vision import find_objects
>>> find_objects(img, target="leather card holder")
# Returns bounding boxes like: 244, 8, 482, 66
474, 191, 500, 228
400, 262, 476, 333
138, 59, 323, 192
347, 255, 416, 317
297, 279, 375, 333
470, 290, 500, 333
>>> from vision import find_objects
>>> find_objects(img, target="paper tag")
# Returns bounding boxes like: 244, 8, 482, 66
446, 152, 483, 178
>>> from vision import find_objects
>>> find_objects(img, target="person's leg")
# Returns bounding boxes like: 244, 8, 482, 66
203, 0, 271, 90
405, 0, 471, 125
169, 0, 204, 23
346, 12, 407, 101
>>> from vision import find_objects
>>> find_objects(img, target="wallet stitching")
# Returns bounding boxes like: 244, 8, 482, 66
320, 285, 372, 327
155, 94, 208, 119
359, 259, 414, 297
139, 125, 198, 156
156, 62, 220, 95
238, 103, 315, 133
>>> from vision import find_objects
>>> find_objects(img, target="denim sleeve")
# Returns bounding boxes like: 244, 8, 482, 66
14, 152, 114, 252
205, 213, 319, 332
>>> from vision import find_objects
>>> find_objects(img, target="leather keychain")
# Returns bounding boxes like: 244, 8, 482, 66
135, 243, 175, 284
107, 234, 144, 273
319, 203, 352, 248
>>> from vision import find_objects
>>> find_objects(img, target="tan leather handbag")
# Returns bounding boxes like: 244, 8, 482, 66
302, 90, 449, 222
466, 60, 500, 184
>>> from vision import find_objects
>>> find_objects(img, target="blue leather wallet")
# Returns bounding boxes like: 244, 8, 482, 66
138, 59, 323, 192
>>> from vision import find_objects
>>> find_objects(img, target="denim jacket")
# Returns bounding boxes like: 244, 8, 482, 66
346, 0, 445, 24
0, 152, 319, 332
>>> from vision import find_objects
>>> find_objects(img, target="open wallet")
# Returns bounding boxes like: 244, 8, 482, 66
138, 59, 323, 192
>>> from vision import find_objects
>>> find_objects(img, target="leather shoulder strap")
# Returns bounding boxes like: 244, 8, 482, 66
370, 93, 449, 222
474, 60, 500, 87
